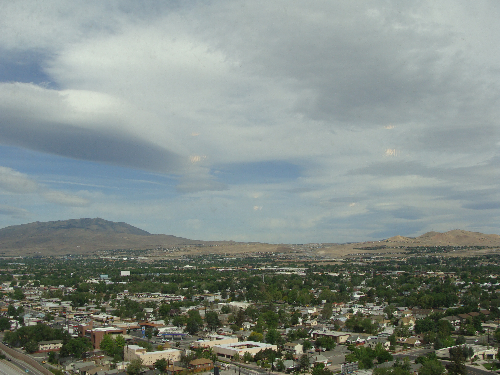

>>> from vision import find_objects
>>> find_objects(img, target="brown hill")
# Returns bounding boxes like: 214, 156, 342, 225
0, 218, 202, 256
415, 229, 500, 246
386, 235, 412, 242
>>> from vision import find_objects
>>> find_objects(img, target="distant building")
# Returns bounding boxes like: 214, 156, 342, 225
191, 335, 238, 349
38, 340, 63, 352
212, 341, 277, 359
124, 345, 182, 366
188, 359, 214, 372
121, 271, 131, 277
81, 326, 127, 349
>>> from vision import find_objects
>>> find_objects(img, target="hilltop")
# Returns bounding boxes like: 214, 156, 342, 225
0, 218, 203, 256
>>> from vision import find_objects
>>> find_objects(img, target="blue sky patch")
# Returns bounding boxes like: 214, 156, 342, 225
0, 49, 55, 87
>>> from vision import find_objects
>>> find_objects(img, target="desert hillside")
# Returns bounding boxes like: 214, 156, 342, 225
0, 218, 202, 256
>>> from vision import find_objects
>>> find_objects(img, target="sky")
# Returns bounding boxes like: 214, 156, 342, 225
1, 1, 500, 244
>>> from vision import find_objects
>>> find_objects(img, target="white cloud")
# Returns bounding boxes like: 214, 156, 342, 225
0, 166, 90, 208
0, 166, 39, 193
40, 190, 90, 207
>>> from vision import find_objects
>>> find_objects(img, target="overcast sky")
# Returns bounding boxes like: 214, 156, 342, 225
1, 1, 499, 243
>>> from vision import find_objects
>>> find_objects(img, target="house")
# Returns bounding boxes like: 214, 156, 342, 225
365, 337, 390, 350
282, 360, 297, 372
457, 313, 471, 323
346, 335, 366, 345
398, 316, 415, 330
411, 309, 434, 320
441, 316, 461, 329
284, 342, 303, 356
189, 358, 214, 372
311, 329, 350, 344
403, 337, 421, 347
38, 340, 63, 352
311, 354, 329, 366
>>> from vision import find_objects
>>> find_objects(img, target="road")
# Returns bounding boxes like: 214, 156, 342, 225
0, 344, 46, 375
0, 357, 42, 375
0, 360, 27, 375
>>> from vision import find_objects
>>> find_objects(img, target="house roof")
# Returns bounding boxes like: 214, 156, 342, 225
189, 358, 213, 366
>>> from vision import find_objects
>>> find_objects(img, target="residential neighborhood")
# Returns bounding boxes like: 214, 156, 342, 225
1, 251, 500, 375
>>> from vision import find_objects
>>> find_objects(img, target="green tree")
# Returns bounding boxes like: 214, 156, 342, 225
127, 358, 144, 375
48, 351, 58, 364
302, 340, 313, 350
186, 317, 200, 335
205, 311, 221, 331
299, 354, 310, 372
374, 343, 393, 363
315, 336, 336, 351
418, 360, 445, 375
8, 305, 17, 317
415, 318, 435, 334
248, 331, 264, 342
265, 328, 281, 345
446, 346, 467, 375
312, 363, 332, 375
24, 340, 39, 353
321, 303, 333, 320
99, 334, 125, 361
155, 358, 169, 373
455, 335, 466, 345
276, 359, 285, 372
61, 337, 92, 359
0, 317, 11, 330
243, 352, 253, 363
10, 288, 25, 301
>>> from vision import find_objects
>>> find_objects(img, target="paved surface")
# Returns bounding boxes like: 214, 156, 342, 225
0, 360, 27, 375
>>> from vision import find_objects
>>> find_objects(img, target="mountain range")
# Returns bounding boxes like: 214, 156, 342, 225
0, 218, 499, 257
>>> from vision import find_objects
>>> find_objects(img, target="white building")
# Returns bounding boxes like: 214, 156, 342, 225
191, 335, 238, 349
124, 345, 182, 366
213, 341, 277, 359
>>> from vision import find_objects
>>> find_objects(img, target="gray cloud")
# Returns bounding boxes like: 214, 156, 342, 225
0, 83, 186, 175
390, 206, 424, 221
463, 202, 500, 210
411, 124, 499, 153
204, 2, 498, 128
0, 205, 30, 219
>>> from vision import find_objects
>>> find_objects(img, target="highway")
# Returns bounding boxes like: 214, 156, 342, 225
0, 360, 27, 375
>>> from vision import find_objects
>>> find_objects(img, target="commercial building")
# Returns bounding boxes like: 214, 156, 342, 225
124, 345, 182, 366
212, 341, 277, 359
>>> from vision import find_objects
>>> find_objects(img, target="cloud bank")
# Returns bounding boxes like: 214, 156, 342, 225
0, 1, 499, 242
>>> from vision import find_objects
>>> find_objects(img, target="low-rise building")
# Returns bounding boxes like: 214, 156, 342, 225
38, 340, 63, 352
191, 335, 238, 349
284, 342, 303, 356
124, 345, 182, 366
188, 358, 213, 372
212, 341, 277, 359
